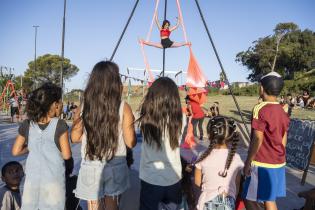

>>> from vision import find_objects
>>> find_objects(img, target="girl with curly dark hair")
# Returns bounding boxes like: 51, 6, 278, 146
194, 116, 243, 210
12, 82, 72, 210
71, 61, 136, 210
138, 77, 183, 210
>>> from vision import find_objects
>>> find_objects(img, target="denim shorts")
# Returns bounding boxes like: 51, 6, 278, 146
74, 157, 130, 200
203, 195, 235, 210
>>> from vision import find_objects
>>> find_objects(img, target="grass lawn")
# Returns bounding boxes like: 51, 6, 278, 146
123, 93, 315, 121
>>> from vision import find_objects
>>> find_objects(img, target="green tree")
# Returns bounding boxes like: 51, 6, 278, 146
24, 54, 79, 87
236, 22, 315, 81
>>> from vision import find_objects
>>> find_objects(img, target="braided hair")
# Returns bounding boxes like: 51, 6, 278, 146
194, 116, 240, 178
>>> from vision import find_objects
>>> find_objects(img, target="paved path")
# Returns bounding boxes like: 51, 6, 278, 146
1, 120, 314, 210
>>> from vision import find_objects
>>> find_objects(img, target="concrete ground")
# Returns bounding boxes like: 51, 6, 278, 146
0, 115, 314, 210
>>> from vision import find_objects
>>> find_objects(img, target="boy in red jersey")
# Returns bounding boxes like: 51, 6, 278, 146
243, 72, 290, 210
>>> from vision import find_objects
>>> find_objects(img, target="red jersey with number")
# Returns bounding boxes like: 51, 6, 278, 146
160, 29, 171, 37
251, 102, 290, 166
190, 100, 204, 119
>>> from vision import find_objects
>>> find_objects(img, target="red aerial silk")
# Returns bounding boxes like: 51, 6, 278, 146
186, 48, 207, 88
187, 87, 207, 105
235, 199, 245, 210
181, 117, 196, 149
185, 48, 208, 104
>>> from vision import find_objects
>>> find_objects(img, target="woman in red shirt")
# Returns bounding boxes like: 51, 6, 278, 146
140, 14, 190, 49
187, 96, 205, 141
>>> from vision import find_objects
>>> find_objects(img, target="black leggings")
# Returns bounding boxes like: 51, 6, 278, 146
140, 180, 182, 210
192, 117, 204, 138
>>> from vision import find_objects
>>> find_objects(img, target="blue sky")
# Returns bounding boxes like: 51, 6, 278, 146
1, 0, 314, 90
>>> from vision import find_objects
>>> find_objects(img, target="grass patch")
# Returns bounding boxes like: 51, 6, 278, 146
123, 93, 315, 121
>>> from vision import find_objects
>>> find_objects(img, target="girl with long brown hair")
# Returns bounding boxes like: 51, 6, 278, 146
138, 77, 183, 210
71, 61, 136, 210
194, 116, 243, 210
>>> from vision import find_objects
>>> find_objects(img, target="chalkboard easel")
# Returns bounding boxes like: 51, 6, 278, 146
301, 142, 315, 185
286, 119, 315, 185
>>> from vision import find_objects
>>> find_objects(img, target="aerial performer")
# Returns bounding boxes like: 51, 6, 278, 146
140, 14, 191, 49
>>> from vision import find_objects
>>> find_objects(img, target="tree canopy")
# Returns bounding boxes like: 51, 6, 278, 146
24, 54, 79, 88
236, 22, 315, 81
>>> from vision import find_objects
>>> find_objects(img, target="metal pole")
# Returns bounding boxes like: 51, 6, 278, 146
60, 0, 67, 100
194, 0, 251, 138
162, 0, 167, 77
33, 26, 39, 77
33, 26, 39, 89
110, 0, 140, 61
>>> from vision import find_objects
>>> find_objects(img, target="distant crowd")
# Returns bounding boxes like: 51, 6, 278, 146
279, 90, 315, 117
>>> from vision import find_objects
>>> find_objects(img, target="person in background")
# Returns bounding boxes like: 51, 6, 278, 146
188, 96, 205, 141
284, 94, 295, 117
19, 90, 27, 121
302, 90, 311, 108
0, 161, 24, 210
297, 96, 305, 108
243, 72, 290, 210
9, 94, 19, 123
62, 101, 69, 120
68, 102, 77, 120
207, 102, 220, 118
280, 95, 285, 104
12, 83, 72, 210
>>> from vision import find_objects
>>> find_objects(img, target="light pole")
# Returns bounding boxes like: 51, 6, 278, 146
33, 26, 39, 74
60, 0, 67, 100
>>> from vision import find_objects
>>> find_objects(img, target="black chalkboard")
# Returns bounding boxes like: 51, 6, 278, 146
286, 119, 315, 170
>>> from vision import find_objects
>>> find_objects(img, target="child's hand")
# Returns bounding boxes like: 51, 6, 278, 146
185, 164, 193, 173
243, 161, 251, 177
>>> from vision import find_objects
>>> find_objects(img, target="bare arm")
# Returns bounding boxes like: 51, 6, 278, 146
187, 103, 192, 116
235, 170, 242, 196
59, 131, 72, 160
170, 17, 180, 31
194, 167, 202, 188
155, 14, 161, 30
71, 105, 83, 143
244, 130, 264, 176
246, 130, 264, 162
282, 131, 287, 147
12, 135, 28, 156
123, 102, 137, 149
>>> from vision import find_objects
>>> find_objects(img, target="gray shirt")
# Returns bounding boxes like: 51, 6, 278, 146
0, 186, 21, 210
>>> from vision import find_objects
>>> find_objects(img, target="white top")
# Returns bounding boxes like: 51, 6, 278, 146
140, 130, 182, 186
9, 98, 19, 107
81, 101, 126, 159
